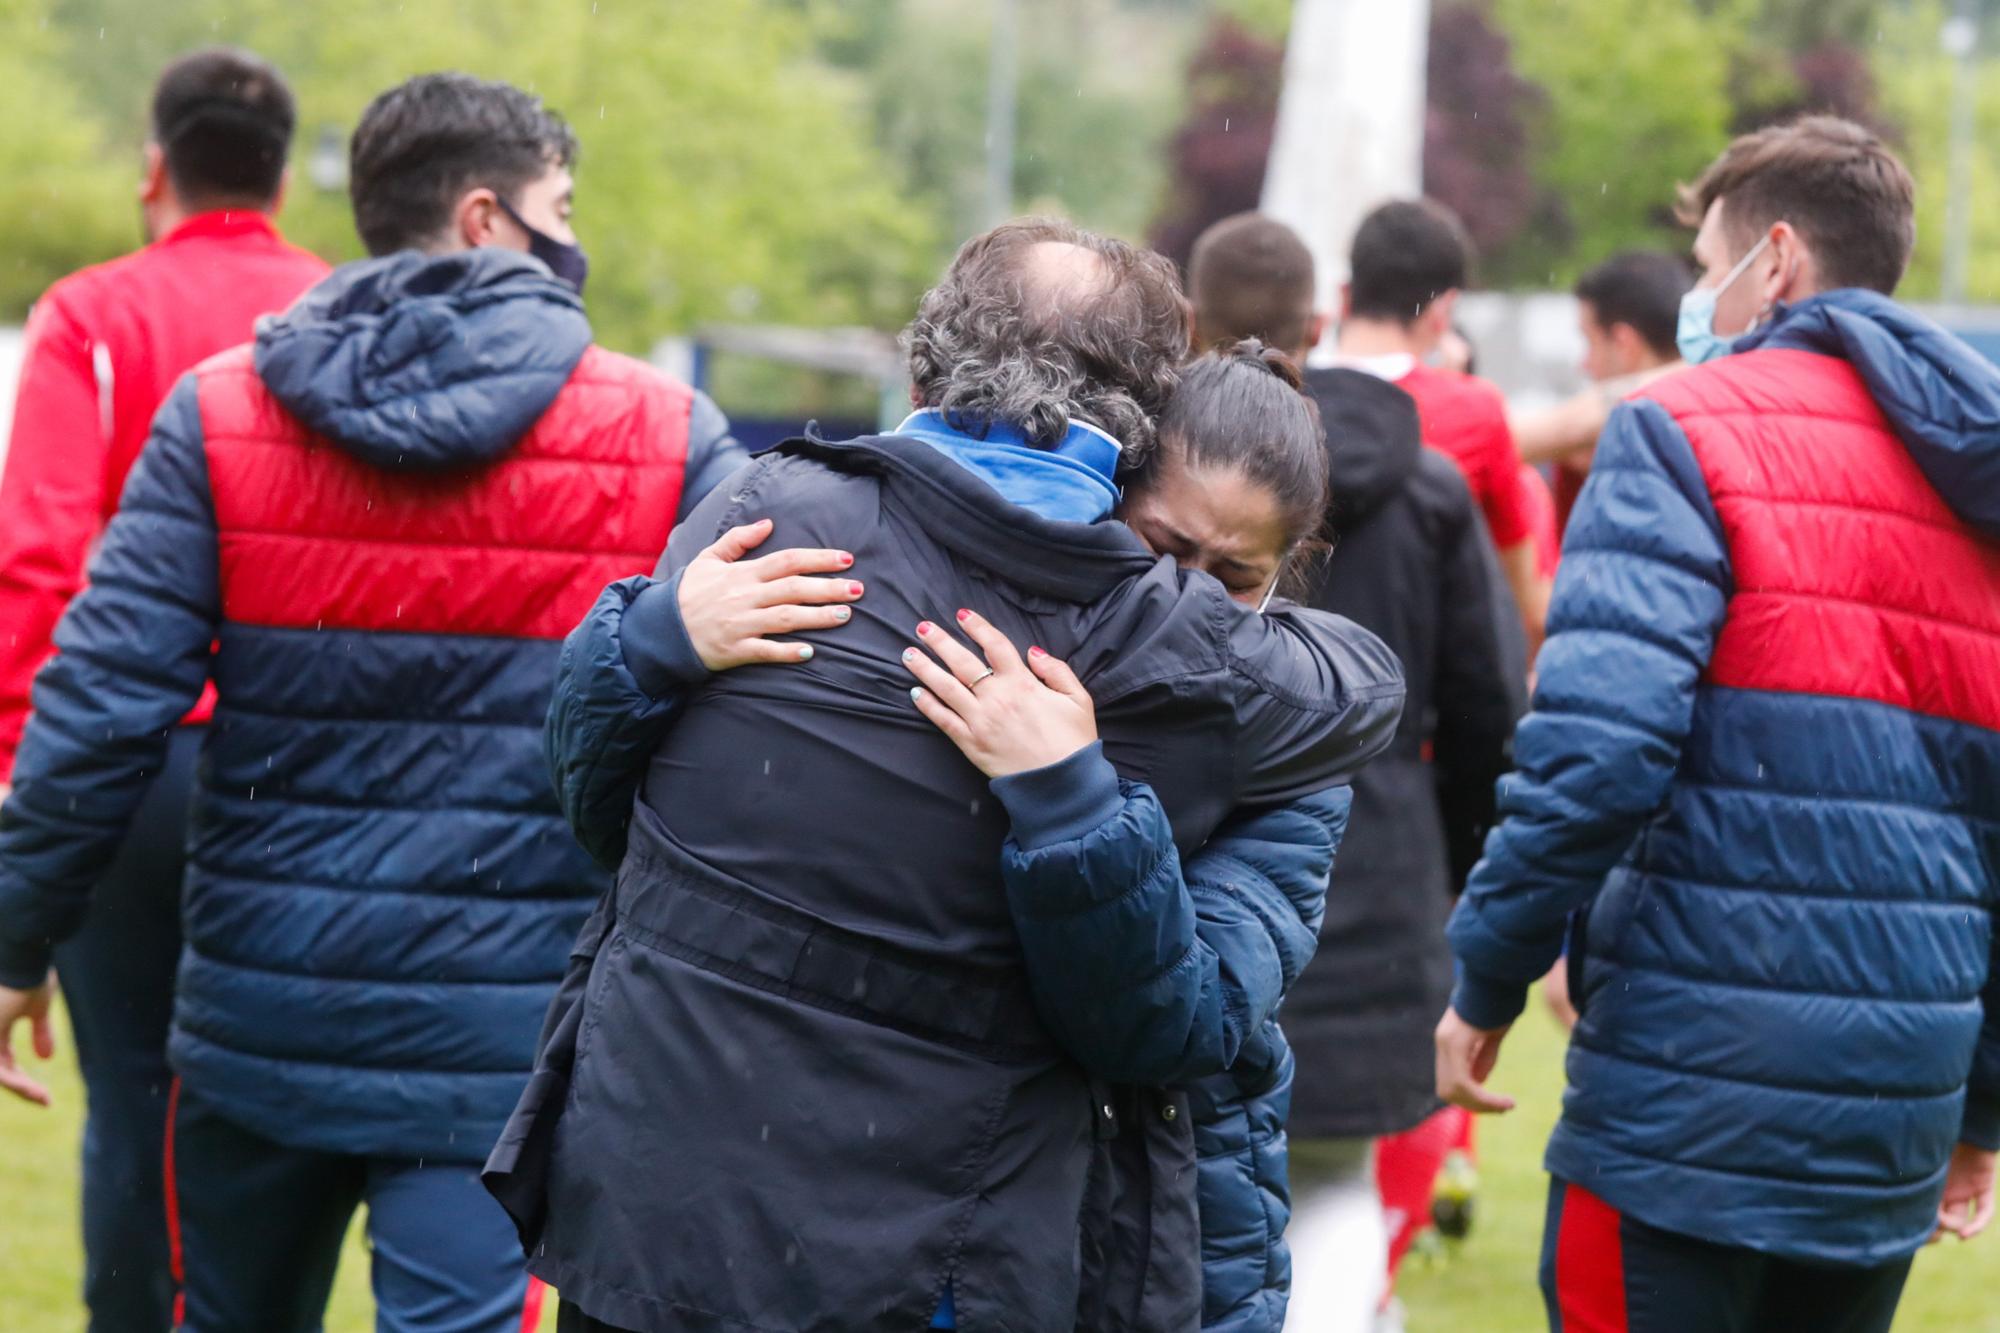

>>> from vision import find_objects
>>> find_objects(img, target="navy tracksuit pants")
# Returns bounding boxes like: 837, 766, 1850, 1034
166, 1081, 529, 1332
1540, 1178, 1912, 1333
52, 725, 199, 1332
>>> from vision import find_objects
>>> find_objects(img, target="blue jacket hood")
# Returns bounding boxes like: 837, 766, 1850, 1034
253, 248, 592, 470
1738, 288, 2000, 537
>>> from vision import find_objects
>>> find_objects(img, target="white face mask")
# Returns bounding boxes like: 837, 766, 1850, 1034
1676, 236, 1771, 365
1256, 553, 1293, 613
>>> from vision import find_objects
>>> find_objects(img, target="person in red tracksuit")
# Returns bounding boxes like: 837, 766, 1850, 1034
1330, 199, 1549, 659
0, 47, 327, 1331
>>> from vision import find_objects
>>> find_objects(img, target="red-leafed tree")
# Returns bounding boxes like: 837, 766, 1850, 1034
1148, 17, 1283, 269
1424, 2, 1548, 266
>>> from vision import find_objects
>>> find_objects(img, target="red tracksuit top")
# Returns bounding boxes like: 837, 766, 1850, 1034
0, 210, 328, 779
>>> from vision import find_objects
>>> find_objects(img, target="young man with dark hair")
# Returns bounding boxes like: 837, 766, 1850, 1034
0, 45, 326, 1331
1334, 199, 1548, 652
1188, 211, 1325, 356
1513, 251, 1693, 549
0, 71, 743, 1332
1189, 211, 1523, 1333
1440, 115, 2000, 1333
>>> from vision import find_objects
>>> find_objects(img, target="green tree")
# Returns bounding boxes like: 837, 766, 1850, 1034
0, 0, 139, 317
1490, 0, 1738, 283
46, 0, 938, 351
822, 0, 1187, 254
1875, 0, 2000, 301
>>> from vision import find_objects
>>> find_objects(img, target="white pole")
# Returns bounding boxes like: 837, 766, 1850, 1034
1261, 0, 1431, 356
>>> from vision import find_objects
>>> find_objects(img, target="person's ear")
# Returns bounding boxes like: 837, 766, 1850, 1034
1765, 220, 1813, 308
452, 187, 505, 250
1610, 322, 1650, 373
1414, 289, 1459, 349
1304, 310, 1330, 357
139, 143, 168, 205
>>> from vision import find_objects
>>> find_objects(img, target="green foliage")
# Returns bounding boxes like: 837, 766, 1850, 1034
38, 0, 938, 352
0, 0, 139, 318
1210, 0, 1291, 43
1875, 0, 2000, 301
825, 0, 1186, 254
1490, 0, 1738, 284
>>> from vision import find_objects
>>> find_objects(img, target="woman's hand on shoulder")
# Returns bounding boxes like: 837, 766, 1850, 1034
678, 519, 864, 671
901, 609, 1097, 778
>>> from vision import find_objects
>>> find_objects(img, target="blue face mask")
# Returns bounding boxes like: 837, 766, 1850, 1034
498, 198, 589, 295
1676, 237, 1769, 365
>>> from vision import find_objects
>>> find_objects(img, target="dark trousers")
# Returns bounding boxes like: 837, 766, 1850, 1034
167, 1081, 528, 1333
556, 1303, 624, 1332
51, 725, 199, 1332
1540, 1178, 1913, 1333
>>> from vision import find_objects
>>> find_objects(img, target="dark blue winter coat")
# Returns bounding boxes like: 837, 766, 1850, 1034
536, 574, 1355, 1331
0, 249, 735, 1161
1448, 290, 2000, 1265
489, 427, 1403, 1333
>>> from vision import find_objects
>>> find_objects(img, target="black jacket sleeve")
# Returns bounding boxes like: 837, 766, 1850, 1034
1222, 599, 1407, 806
1433, 486, 1528, 894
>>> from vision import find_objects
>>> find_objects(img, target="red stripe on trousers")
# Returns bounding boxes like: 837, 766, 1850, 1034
521, 1277, 547, 1332
1555, 1182, 1627, 1332
164, 1076, 187, 1329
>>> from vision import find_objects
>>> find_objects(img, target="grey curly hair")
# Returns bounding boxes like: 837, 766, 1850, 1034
901, 217, 1192, 467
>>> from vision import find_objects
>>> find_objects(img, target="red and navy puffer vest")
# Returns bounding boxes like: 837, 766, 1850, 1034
1450, 290, 2000, 1266
169, 252, 688, 1161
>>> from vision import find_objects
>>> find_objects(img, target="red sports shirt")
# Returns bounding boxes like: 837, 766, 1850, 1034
1394, 362, 1534, 551
0, 211, 328, 779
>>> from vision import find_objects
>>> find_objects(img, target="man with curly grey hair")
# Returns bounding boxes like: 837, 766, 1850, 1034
487, 217, 1403, 1332
902, 216, 1188, 469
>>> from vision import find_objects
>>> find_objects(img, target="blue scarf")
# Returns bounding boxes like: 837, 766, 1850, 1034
894, 409, 1123, 523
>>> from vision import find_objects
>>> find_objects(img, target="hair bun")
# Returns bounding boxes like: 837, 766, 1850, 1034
1222, 338, 1305, 393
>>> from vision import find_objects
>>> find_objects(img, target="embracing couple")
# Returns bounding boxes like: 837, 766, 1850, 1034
484, 219, 1407, 1332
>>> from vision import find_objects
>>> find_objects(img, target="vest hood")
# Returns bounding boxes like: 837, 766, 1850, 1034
253, 248, 592, 471
1738, 289, 2000, 539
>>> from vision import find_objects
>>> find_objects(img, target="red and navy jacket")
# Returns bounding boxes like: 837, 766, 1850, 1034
1447, 289, 2000, 1265
0, 210, 329, 780
0, 248, 727, 1163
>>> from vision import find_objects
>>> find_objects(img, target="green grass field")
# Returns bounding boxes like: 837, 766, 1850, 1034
2, 993, 1994, 1331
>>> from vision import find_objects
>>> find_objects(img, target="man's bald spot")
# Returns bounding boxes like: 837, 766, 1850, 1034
1019, 240, 1113, 311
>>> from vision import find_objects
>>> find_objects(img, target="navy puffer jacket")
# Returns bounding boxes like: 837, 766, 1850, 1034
992, 760, 1349, 1332
1448, 291, 2000, 1265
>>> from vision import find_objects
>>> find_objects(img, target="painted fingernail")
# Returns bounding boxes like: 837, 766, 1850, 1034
1029, 645, 1046, 658
838, 553, 854, 567
917, 621, 935, 635
848, 582, 864, 597
910, 686, 924, 702
797, 645, 814, 661
833, 607, 852, 622
902, 647, 919, 661
957, 609, 972, 622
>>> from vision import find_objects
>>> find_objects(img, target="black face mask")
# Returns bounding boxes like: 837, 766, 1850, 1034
497, 198, 589, 295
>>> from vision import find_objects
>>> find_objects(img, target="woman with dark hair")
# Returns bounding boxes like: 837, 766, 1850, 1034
535, 343, 1364, 1331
